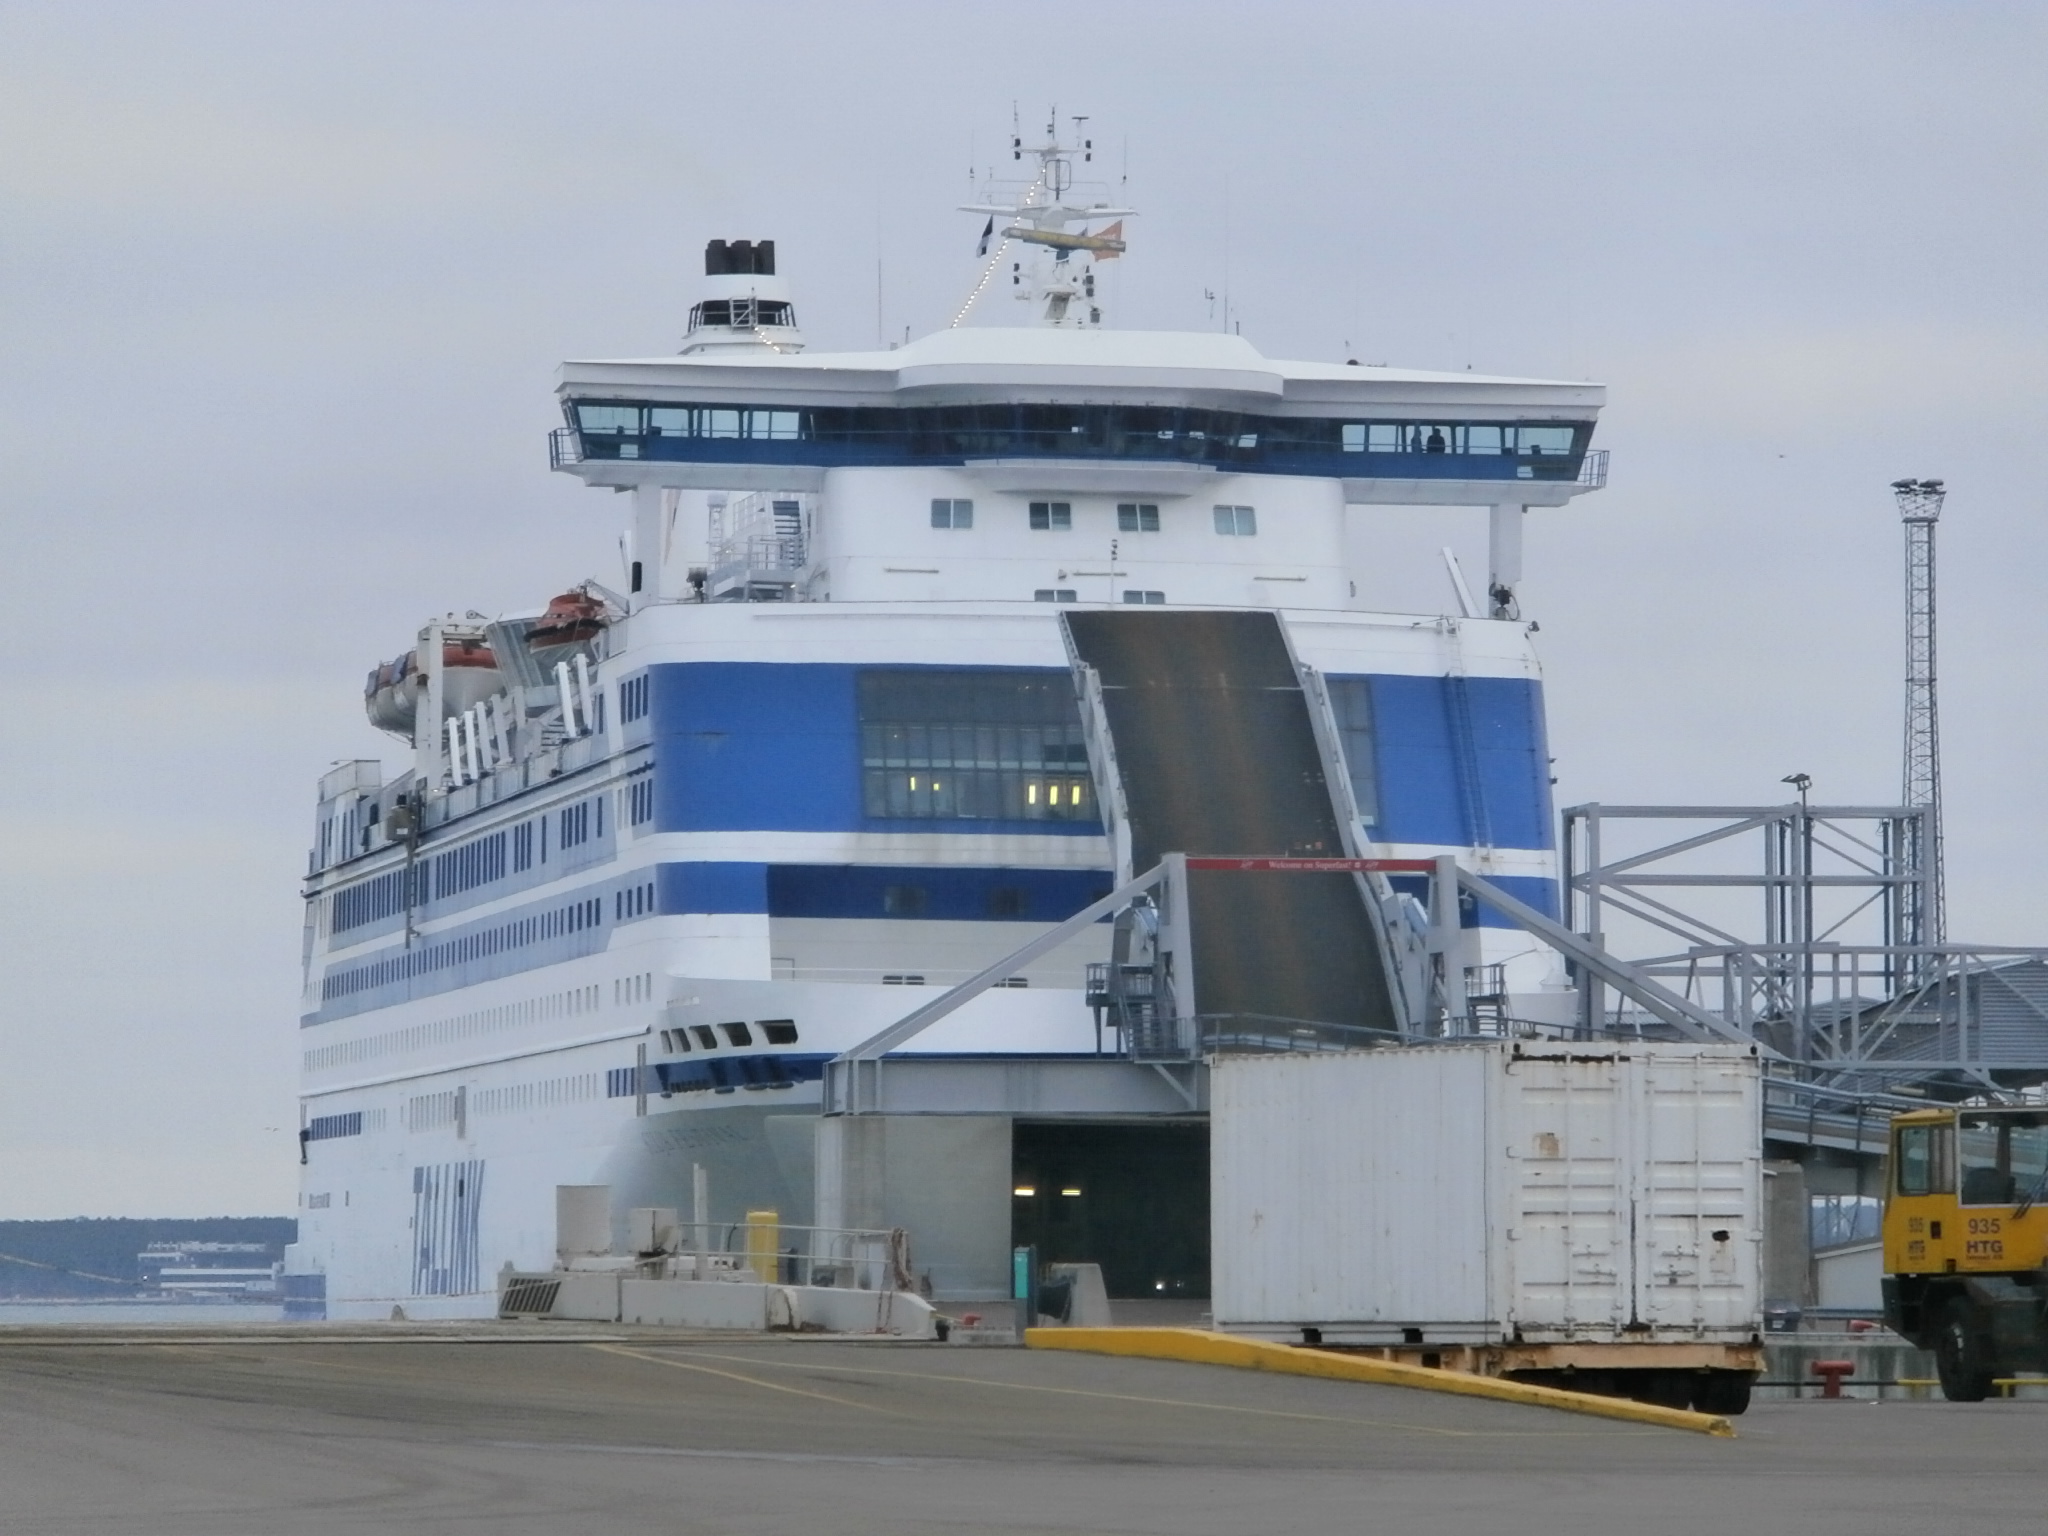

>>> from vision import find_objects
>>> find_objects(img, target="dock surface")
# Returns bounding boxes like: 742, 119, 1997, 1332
0, 1331, 2039, 1533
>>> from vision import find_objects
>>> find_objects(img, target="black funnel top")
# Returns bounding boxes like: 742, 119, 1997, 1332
704, 239, 776, 276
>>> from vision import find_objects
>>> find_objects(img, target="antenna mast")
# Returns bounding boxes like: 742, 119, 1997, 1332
1893, 476, 1947, 947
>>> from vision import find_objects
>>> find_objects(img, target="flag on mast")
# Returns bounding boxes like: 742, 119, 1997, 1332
1090, 220, 1124, 261
976, 217, 994, 257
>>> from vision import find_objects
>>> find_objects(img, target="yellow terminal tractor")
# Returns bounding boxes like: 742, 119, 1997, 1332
1882, 1105, 2048, 1400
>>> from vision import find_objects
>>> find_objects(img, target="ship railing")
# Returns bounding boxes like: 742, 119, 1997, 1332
548, 426, 584, 470
1577, 447, 1609, 489
660, 1220, 919, 1294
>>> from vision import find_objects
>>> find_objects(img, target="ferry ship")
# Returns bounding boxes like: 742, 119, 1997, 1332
290, 126, 1607, 1318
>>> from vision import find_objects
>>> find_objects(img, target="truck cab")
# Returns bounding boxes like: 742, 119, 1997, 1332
1882, 1106, 2048, 1399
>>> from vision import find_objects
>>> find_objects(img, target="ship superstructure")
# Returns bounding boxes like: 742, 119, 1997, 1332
290, 130, 1607, 1317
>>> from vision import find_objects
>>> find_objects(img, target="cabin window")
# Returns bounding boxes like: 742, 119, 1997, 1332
1029, 501, 1072, 530
1957, 1113, 2048, 1206
1121, 590, 1165, 605
930, 498, 973, 529
1213, 505, 1257, 536
1034, 589, 1079, 603
1895, 1123, 1953, 1197
760, 1020, 799, 1045
1116, 503, 1160, 532
690, 1024, 718, 1050
720, 1021, 753, 1047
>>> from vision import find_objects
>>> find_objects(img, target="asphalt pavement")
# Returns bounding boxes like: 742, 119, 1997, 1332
0, 1333, 2037, 1534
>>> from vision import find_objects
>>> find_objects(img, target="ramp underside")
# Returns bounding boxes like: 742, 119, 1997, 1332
1064, 610, 1395, 1033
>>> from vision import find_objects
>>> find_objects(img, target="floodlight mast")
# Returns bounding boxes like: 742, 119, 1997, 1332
1894, 477, 1947, 949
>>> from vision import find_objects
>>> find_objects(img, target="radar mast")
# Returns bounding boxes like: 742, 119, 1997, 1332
955, 112, 1133, 329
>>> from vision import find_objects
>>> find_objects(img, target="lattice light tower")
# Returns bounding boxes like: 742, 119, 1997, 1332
1893, 477, 1947, 945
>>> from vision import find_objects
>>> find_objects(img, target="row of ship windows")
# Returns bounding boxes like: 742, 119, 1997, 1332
306, 1075, 613, 1148
614, 881, 655, 921
880, 974, 1029, 987
1033, 589, 1165, 604
619, 675, 651, 723
321, 897, 607, 1000
568, 401, 1588, 465
930, 500, 1253, 536
658, 1019, 801, 1054
304, 983, 607, 1073
330, 793, 612, 934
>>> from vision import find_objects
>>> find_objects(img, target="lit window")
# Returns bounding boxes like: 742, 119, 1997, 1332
1213, 505, 1256, 536
1116, 503, 1160, 532
931, 498, 973, 529
1013, 1186, 1037, 1197
1033, 588, 1078, 603
1121, 590, 1166, 604
1028, 501, 1072, 530
858, 670, 1094, 823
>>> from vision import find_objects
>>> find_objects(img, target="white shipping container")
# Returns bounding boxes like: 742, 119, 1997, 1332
1212, 1042, 1762, 1345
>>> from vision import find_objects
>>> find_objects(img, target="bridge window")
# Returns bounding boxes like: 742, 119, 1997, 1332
931, 498, 974, 529
567, 402, 1595, 482
858, 669, 1093, 823
1213, 505, 1257, 536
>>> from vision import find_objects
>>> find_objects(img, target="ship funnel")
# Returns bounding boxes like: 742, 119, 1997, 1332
684, 237, 802, 355
704, 238, 776, 276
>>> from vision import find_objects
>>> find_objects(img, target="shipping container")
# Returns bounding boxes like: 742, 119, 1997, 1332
1212, 1043, 1764, 1409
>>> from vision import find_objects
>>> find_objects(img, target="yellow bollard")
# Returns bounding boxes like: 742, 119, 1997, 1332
744, 1208, 780, 1284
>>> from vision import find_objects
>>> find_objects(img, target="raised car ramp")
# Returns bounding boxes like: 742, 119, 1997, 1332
1061, 609, 1400, 1037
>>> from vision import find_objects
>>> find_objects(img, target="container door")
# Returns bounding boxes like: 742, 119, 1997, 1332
1631, 1051, 1760, 1332
1504, 1053, 1630, 1335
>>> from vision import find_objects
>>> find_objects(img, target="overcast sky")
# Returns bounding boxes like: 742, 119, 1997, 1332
3, 2, 2044, 1218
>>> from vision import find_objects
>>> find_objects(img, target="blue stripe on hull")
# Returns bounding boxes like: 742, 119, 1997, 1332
647, 661, 1556, 853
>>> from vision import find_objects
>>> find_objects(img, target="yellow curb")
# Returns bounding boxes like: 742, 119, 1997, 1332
1025, 1327, 1735, 1438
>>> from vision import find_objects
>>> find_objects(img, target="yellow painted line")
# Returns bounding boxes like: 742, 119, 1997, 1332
1027, 1328, 1736, 1439
662, 1348, 1647, 1440
588, 1343, 907, 1416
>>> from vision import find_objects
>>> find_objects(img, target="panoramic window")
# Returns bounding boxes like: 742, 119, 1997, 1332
1029, 501, 1072, 530
930, 498, 974, 529
858, 669, 1093, 822
1117, 503, 1160, 532
1213, 505, 1257, 536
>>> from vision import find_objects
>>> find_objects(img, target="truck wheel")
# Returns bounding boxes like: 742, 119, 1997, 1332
1691, 1372, 1753, 1416
1935, 1298, 1996, 1402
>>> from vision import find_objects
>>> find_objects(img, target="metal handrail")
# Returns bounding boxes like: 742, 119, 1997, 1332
1577, 448, 1609, 488
548, 426, 583, 469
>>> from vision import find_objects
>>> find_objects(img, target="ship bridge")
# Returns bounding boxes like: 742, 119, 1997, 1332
553, 325, 1606, 621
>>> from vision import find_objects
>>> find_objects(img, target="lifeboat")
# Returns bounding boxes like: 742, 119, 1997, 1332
361, 633, 503, 739
527, 589, 609, 674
